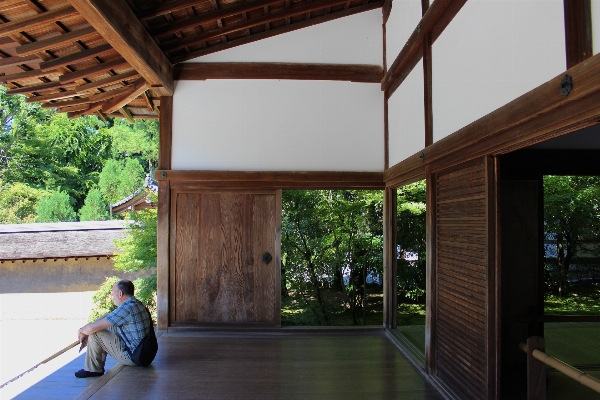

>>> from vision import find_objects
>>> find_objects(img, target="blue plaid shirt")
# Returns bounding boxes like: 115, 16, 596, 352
106, 296, 152, 358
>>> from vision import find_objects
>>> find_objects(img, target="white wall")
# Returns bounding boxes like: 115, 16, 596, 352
592, 0, 600, 55
172, 80, 384, 171
385, 0, 422, 69
388, 60, 425, 167
432, 0, 566, 142
191, 9, 382, 65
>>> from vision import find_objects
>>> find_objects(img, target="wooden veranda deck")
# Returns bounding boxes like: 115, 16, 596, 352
71, 329, 444, 400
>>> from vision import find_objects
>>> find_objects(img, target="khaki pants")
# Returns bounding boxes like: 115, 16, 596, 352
84, 327, 137, 372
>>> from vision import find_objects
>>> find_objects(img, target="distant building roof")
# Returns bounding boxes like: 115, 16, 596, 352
0, 221, 129, 261
111, 175, 158, 215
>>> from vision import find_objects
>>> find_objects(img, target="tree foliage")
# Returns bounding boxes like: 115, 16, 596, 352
282, 190, 383, 325
396, 181, 427, 301
89, 201, 158, 322
0, 181, 46, 223
544, 175, 600, 296
79, 188, 109, 221
35, 190, 77, 222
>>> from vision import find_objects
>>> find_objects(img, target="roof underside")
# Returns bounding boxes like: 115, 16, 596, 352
0, 0, 382, 120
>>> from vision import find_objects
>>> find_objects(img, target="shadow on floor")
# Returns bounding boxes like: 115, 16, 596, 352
12, 352, 117, 400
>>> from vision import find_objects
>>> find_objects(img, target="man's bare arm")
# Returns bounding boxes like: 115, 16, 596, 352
79, 318, 112, 336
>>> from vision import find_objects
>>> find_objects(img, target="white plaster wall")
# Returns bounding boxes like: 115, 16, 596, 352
432, 0, 566, 142
189, 10, 382, 65
172, 80, 384, 171
592, 0, 600, 55
388, 60, 425, 167
385, 0, 422, 69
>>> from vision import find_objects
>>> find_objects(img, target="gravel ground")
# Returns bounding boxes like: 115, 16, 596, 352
0, 292, 96, 389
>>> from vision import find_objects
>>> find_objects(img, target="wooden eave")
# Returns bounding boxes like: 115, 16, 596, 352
1, 0, 385, 119
0, 0, 163, 119
131, 0, 385, 64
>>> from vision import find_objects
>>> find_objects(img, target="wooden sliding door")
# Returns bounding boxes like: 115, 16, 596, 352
170, 188, 281, 326
432, 156, 497, 399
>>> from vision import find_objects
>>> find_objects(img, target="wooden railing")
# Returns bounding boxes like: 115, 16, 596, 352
520, 336, 600, 400
0, 341, 78, 390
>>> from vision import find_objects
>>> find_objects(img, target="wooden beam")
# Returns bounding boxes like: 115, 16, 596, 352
6, 80, 69, 95
142, 89, 155, 112
102, 77, 148, 113
69, 0, 173, 95
424, 164, 436, 373
15, 26, 97, 57
170, 1, 384, 63
564, 0, 592, 69
39, 43, 113, 71
174, 62, 383, 83
119, 106, 135, 123
75, 69, 139, 93
159, 96, 173, 170
42, 96, 90, 108
0, 6, 78, 38
384, 51, 600, 186
67, 102, 102, 118
154, 170, 385, 189
0, 69, 59, 84
381, 0, 467, 96
151, 0, 286, 36
382, 187, 397, 329
26, 89, 80, 102
58, 57, 128, 83
423, 33, 432, 147
382, 0, 392, 24
157, 95, 172, 330
162, 0, 357, 52
138, 0, 215, 19
0, 54, 39, 68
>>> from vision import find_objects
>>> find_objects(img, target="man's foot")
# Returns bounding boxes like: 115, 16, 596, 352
74, 369, 104, 378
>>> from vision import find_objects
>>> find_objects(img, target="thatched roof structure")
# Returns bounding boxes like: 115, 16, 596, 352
0, 220, 127, 261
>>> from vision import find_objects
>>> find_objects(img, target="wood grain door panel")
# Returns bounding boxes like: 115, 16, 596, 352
172, 190, 280, 326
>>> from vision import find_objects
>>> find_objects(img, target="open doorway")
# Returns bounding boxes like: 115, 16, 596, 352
280, 190, 384, 326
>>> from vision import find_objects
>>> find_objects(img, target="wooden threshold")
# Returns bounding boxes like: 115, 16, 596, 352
155, 170, 384, 189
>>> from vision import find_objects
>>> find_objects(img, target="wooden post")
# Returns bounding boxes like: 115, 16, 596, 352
157, 96, 172, 330
383, 187, 397, 329
527, 336, 546, 400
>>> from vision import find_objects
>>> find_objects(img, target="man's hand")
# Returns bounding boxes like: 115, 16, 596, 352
78, 318, 112, 336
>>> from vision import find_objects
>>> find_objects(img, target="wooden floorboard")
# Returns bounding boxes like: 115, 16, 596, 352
84, 330, 444, 400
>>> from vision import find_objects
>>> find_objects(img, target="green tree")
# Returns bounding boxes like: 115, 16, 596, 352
118, 158, 145, 196
544, 175, 600, 296
79, 188, 109, 221
0, 181, 46, 223
36, 190, 77, 222
282, 190, 383, 326
396, 181, 427, 301
98, 158, 145, 216
107, 119, 159, 172
89, 201, 158, 322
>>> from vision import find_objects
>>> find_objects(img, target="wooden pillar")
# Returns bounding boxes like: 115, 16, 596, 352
422, 0, 433, 147
424, 164, 436, 373
564, 0, 592, 69
383, 187, 397, 329
157, 95, 172, 330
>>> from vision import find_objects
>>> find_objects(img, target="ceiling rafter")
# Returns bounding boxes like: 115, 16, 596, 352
69, 0, 174, 95
169, 0, 383, 63
160, 0, 353, 53
151, 0, 283, 37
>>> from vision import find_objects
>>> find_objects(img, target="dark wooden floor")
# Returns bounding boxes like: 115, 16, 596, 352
79, 330, 444, 400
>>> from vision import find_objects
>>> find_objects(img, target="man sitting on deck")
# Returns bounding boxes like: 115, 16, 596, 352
75, 279, 152, 378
